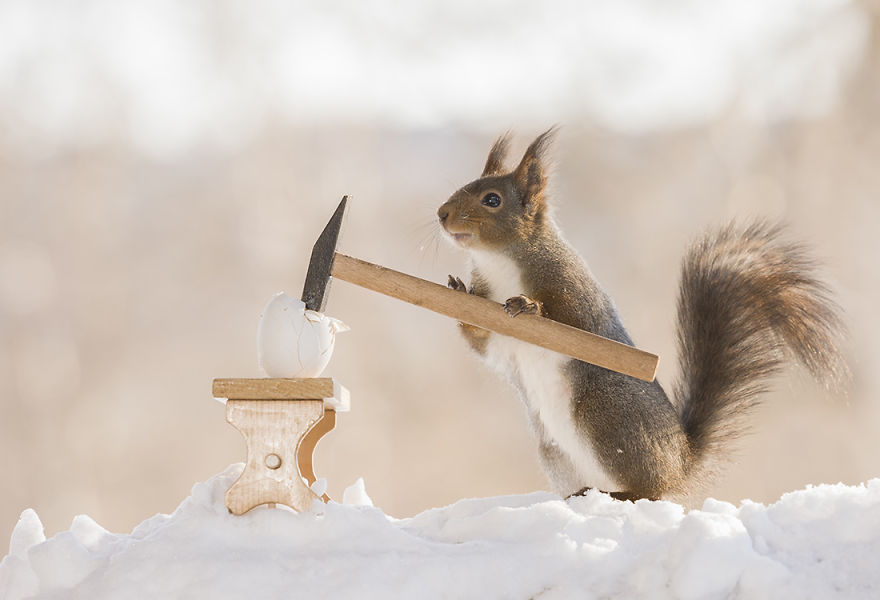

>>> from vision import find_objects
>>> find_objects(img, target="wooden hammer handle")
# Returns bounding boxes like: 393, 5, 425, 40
330, 253, 658, 381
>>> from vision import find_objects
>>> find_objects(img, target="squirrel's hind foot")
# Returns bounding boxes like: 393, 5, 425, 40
567, 487, 655, 502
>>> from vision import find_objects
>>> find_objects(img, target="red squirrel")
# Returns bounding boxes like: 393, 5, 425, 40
438, 129, 848, 501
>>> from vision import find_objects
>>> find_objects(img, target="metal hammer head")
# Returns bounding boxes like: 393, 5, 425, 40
301, 196, 349, 312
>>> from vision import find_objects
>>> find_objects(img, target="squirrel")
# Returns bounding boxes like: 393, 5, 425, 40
437, 128, 849, 502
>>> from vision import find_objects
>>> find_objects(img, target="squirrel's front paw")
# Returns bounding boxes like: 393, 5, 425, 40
447, 275, 473, 294
504, 295, 543, 317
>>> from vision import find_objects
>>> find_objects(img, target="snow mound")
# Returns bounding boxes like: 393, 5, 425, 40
2, 466, 879, 599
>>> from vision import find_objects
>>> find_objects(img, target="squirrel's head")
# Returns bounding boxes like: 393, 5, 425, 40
438, 128, 557, 252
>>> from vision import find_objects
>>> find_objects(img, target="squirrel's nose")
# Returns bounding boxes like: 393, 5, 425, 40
437, 206, 449, 224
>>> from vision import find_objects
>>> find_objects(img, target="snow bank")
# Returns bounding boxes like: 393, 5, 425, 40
2, 466, 879, 599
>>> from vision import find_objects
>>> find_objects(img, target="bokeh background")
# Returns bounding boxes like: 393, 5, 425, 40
2, 0, 879, 545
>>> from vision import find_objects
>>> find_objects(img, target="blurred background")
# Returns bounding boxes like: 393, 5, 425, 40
2, 0, 879, 545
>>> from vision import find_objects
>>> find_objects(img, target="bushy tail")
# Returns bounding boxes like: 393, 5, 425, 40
673, 222, 848, 475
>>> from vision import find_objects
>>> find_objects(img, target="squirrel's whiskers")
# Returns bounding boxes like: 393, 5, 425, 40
411, 214, 443, 267
438, 129, 849, 502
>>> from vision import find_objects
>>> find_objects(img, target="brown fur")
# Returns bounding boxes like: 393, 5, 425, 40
438, 131, 849, 500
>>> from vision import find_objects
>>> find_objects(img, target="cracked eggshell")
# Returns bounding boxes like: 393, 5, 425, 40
257, 292, 348, 378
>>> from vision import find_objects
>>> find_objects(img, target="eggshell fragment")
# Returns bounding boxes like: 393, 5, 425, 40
257, 292, 348, 378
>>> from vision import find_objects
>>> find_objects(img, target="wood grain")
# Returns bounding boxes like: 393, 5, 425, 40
331, 253, 659, 382
225, 399, 324, 514
213, 378, 335, 401
297, 409, 336, 503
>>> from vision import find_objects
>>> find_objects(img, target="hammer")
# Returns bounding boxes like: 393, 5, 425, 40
301, 197, 659, 382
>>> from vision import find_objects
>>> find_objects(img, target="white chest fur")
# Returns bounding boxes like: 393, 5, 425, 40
468, 250, 618, 493
469, 249, 524, 304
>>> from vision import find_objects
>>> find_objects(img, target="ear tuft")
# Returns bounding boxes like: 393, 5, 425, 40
481, 131, 513, 177
514, 126, 558, 205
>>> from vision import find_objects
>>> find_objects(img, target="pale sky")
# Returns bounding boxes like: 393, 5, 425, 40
0, 0, 869, 158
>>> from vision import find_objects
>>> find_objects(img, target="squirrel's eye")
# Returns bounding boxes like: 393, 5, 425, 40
481, 193, 502, 208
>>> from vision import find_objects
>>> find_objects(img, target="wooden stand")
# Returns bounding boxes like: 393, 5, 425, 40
212, 378, 349, 515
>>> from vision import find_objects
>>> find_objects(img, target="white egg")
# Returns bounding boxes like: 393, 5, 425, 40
257, 292, 348, 378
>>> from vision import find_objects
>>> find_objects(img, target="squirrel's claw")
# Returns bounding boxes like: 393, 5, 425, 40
504, 295, 543, 317
447, 275, 470, 294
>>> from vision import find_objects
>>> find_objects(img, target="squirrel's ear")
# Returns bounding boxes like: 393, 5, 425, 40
481, 132, 512, 177
513, 127, 557, 207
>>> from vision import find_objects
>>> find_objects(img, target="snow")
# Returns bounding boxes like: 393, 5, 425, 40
2, 466, 879, 599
